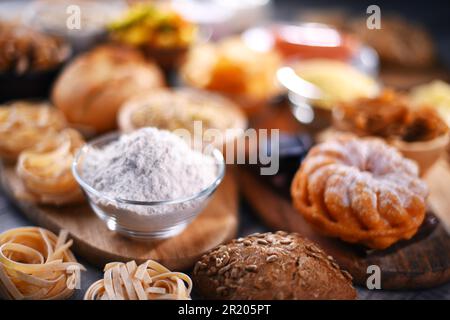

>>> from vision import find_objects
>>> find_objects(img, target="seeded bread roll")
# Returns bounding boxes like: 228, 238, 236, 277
193, 231, 356, 300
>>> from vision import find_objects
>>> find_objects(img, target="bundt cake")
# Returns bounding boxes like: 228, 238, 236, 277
291, 136, 429, 249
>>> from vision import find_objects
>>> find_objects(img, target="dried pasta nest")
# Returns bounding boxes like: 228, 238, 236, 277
181, 37, 282, 114
16, 128, 85, 205
349, 16, 435, 68
333, 90, 449, 173
0, 227, 84, 300
84, 260, 192, 300
0, 101, 66, 162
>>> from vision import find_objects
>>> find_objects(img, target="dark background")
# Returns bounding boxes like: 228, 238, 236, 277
272, 0, 450, 67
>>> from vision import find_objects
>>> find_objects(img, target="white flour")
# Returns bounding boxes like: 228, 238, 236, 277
82, 128, 218, 216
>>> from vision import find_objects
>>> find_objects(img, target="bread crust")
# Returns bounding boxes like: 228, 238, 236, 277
193, 231, 356, 300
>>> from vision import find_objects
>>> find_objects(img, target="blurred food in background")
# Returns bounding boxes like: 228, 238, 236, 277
292, 59, 379, 109
0, 21, 71, 102
290, 134, 429, 249
277, 58, 379, 131
16, 128, 85, 205
242, 22, 379, 77
172, 0, 271, 38
410, 80, 450, 127
22, 0, 124, 53
0, 227, 84, 300
0, 101, 67, 162
348, 16, 436, 69
52, 45, 164, 135
0, 0, 449, 299
181, 37, 282, 114
332, 90, 449, 173
334, 90, 448, 142
108, 2, 197, 69
118, 88, 247, 151
299, 10, 436, 70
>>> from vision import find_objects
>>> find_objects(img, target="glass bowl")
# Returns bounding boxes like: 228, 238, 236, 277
72, 132, 225, 240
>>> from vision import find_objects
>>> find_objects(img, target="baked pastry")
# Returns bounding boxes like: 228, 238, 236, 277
118, 88, 247, 150
193, 231, 356, 300
181, 37, 281, 114
0, 101, 66, 162
16, 128, 85, 205
52, 45, 164, 134
291, 136, 429, 249
333, 90, 449, 173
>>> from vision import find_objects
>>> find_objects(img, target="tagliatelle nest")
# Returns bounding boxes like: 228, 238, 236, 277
0, 101, 67, 162
16, 128, 85, 205
84, 260, 192, 300
0, 227, 85, 300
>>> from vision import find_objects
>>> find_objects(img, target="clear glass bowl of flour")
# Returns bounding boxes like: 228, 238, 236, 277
72, 132, 225, 240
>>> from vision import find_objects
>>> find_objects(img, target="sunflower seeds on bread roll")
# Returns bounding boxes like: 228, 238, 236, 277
193, 231, 356, 300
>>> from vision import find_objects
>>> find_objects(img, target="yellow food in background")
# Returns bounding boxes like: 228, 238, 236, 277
410, 80, 450, 126
294, 59, 379, 109
0, 227, 84, 300
108, 3, 196, 48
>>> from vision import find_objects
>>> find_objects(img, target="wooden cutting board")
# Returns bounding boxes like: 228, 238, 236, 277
239, 160, 450, 289
0, 166, 239, 271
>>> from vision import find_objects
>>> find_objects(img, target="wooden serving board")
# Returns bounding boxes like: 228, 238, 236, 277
239, 160, 450, 290
0, 166, 239, 271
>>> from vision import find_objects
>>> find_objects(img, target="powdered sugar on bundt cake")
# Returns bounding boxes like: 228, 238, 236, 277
291, 136, 428, 249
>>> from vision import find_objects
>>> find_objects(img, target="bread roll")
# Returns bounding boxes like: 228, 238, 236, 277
52, 45, 164, 134
193, 231, 356, 300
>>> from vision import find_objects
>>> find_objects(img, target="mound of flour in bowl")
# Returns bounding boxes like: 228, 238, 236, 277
82, 128, 218, 214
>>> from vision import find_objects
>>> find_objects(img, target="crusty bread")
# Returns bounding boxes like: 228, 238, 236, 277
193, 231, 357, 300
52, 45, 164, 134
